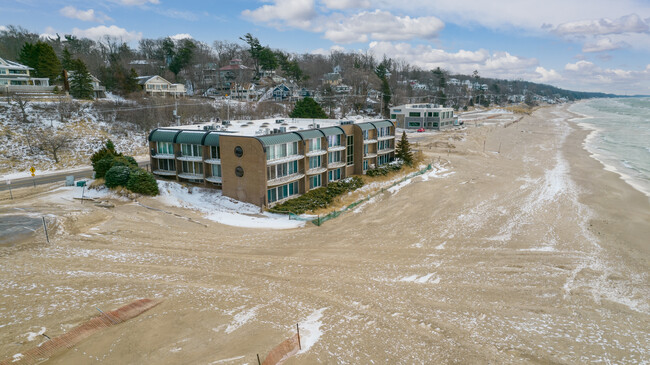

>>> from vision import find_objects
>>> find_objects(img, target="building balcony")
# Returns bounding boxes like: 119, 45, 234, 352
204, 158, 221, 165
152, 153, 175, 159
327, 145, 345, 152
378, 148, 395, 154
363, 139, 378, 144
266, 154, 304, 166
153, 169, 177, 176
306, 149, 327, 157
267, 173, 305, 187
327, 161, 346, 169
176, 155, 203, 162
378, 135, 395, 141
178, 173, 204, 180
363, 153, 377, 159
306, 167, 327, 175
206, 176, 222, 184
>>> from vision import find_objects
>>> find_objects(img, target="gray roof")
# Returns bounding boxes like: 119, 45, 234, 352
148, 129, 181, 143
176, 131, 209, 145
370, 120, 394, 128
257, 132, 302, 147
355, 123, 375, 131
296, 129, 325, 140
203, 132, 220, 146
320, 126, 345, 136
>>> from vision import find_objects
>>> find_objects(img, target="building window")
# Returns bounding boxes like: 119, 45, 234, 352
362, 130, 369, 140
363, 144, 369, 156
346, 135, 354, 165
328, 168, 341, 182
267, 160, 299, 180
309, 138, 321, 151
212, 164, 222, 177
157, 142, 173, 155
390, 114, 396, 119
427, 112, 432, 117
309, 156, 321, 169
235, 166, 244, 177
328, 150, 341, 164
433, 122, 439, 127
266, 141, 299, 160
378, 154, 391, 166
310, 175, 322, 189
157, 159, 175, 171
267, 181, 299, 203
210, 146, 220, 159
378, 140, 391, 151
408, 122, 421, 127
182, 161, 203, 174
433, 112, 439, 117
363, 160, 369, 171
181, 144, 202, 157
409, 112, 421, 117
327, 134, 341, 147
234, 146, 243, 157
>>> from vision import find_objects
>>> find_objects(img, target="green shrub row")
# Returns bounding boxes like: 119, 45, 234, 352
366, 162, 403, 177
268, 176, 364, 214
91, 140, 159, 196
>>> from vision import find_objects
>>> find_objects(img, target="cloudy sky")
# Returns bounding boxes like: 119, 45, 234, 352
2, 0, 650, 94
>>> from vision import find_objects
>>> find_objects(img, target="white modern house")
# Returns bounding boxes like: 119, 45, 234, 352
390, 103, 458, 130
137, 75, 185, 97
0, 57, 54, 93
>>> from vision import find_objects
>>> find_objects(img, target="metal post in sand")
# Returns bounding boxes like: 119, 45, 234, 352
257, 353, 261, 365
297, 323, 301, 350
42, 217, 49, 243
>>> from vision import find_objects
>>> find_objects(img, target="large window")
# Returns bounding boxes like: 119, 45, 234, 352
327, 134, 341, 147
408, 122, 421, 127
157, 142, 173, 154
377, 126, 390, 137
182, 161, 203, 174
309, 138, 321, 152
346, 135, 354, 165
433, 112, 439, 117
267, 160, 299, 180
362, 130, 369, 140
266, 141, 299, 160
212, 164, 222, 177
157, 159, 175, 171
378, 140, 391, 151
363, 144, 369, 156
328, 168, 341, 182
267, 181, 299, 203
210, 146, 220, 159
310, 175, 322, 189
378, 154, 391, 166
409, 112, 421, 117
181, 144, 202, 157
363, 160, 369, 171
328, 151, 341, 164
309, 156, 321, 169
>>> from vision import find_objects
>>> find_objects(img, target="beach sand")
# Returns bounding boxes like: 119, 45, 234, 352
0, 104, 648, 364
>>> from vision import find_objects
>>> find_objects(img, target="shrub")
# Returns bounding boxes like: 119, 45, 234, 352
366, 162, 403, 177
93, 154, 137, 179
90, 139, 117, 165
269, 176, 364, 214
104, 165, 132, 188
127, 168, 159, 196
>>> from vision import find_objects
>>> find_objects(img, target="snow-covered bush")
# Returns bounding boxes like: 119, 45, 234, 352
127, 168, 159, 196
104, 165, 132, 188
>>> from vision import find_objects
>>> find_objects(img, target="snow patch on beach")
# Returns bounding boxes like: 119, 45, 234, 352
225, 305, 262, 334
156, 181, 304, 229
25, 327, 46, 341
297, 308, 327, 354
400, 273, 439, 284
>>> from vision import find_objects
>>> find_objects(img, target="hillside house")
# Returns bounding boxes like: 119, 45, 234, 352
0, 57, 53, 93
390, 103, 458, 130
137, 75, 185, 97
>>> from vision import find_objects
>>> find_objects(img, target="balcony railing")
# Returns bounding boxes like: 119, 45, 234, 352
378, 135, 395, 141
363, 153, 377, 159
204, 158, 221, 164
377, 148, 395, 154
176, 155, 203, 162
363, 139, 378, 144
327, 161, 346, 169
178, 173, 204, 180
152, 153, 175, 159
267, 173, 304, 187
306, 167, 327, 175
266, 154, 304, 166
153, 169, 176, 176
305, 149, 327, 157
206, 176, 222, 184
327, 145, 345, 152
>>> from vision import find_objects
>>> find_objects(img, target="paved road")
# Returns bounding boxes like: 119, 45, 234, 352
0, 162, 150, 192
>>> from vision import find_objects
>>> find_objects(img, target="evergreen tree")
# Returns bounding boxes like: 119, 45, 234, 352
61, 47, 73, 70
289, 97, 328, 119
395, 131, 414, 166
69, 59, 94, 99
169, 39, 195, 79
375, 61, 392, 118
19, 41, 61, 82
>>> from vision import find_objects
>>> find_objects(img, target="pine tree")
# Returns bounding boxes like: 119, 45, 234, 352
69, 59, 94, 99
289, 97, 328, 119
395, 131, 414, 166
61, 47, 73, 70
19, 41, 61, 82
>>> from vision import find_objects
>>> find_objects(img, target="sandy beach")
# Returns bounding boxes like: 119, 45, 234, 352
0, 104, 648, 364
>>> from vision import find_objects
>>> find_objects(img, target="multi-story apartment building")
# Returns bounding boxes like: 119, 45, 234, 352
148, 118, 396, 208
390, 103, 458, 130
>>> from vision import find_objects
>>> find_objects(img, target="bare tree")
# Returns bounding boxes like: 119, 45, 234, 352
10, 95, 30, 123
56, 97, 79, 125
32, 127, 73, 163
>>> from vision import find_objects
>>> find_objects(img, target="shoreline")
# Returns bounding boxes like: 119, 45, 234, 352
567, 100, 650, 200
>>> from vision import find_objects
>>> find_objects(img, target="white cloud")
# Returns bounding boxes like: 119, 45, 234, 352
310, 45, 346, 55
59, 6, 112, 23
367, 41, 537, 79
71, 25, 142, 42
562, 60, 650, 92
533, 67, 562, 83
554, 14, 649, 36
321, 0, 370, 10
242, 0, 317, 29
582, 37, 629, 52
111, 0, 160, 5
323, 10, 443, 43
169, 33, 193, 40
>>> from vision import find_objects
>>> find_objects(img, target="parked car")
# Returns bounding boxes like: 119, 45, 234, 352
417, 128, 425, 132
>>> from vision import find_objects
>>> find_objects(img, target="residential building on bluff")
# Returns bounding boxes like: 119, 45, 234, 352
148, 118, 396, 208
